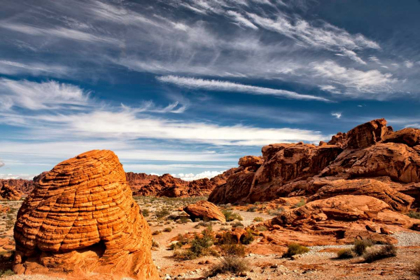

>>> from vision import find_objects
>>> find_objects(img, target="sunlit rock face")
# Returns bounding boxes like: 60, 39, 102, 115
13, 150, 159, 280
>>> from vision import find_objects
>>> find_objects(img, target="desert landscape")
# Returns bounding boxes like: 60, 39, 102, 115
1, 0, 420, 279
1, 119, 420, 279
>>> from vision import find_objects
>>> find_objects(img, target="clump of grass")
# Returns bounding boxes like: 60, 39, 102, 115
337, 248, 356, 259
363, 244, 397, 263
222, 210, 243, 222
253, 217, 263, 222
0, 269, 15, 277
247, 206, 258, 212
414, 262, 420, 277
407, 211, 420, 219
354, 239, 374, 256
142, 208, 150, 217
155, 207, 171, 219
231, 221, 244, 228
240, 229, 254, 245
292, 198, 306, 208
152, 230, 162, 236
173, 227, 217, 260
163, 227, 172, 232
206, 256, 249, 277
283, 243, 310, 258
256, 225, 267, 232
220, 244, 246, 257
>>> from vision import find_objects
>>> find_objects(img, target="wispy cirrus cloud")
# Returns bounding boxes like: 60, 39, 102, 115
157, 76, 329, 101
0, 78, 90, 110
0, 60, 70, 76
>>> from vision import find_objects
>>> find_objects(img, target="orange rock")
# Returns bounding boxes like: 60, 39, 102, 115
384, 127, 420, 147
183, 200, 226, 222
238, 156, 263, 169
308, 179, 414, 212
0, 183, 23, 200
13, 150, 159, 280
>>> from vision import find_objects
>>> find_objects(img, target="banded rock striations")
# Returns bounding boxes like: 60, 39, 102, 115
183, 200, 226, 223
209, 119, 420, 245
13, 150, 159, 280
0, 183, 23, 200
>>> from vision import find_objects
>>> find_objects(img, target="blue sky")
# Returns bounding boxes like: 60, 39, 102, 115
1, 0, 420, 180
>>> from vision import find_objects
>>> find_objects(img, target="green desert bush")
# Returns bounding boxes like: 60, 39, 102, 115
240, 229, 255, 245
353, 239, 374, 256
142, 208, 150, 217
363, 245, 397, 263
155, 207, 170, 219
283, 243, 310, 258
222, 210, 243, 222
220, 244, 246, 257
173, 227, 217, 260
407, 211, 420, 219
0, 269, 15, 277
206, 256, 249, 277
337, 248, 356, 259
292, 198, 306, 208
253, 217, 263, 222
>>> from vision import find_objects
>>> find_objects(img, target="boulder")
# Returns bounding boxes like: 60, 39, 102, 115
238, 156, 263, 169
308, 179, 414, 212
0, 183, 23, 200
13, 150, 159, 280
384, 127, 420, 147
183, 200, 226, 222
345, 118, 391, 149
320, 143, 420, 183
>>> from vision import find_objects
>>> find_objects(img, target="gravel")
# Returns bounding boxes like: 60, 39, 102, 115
393, 231, 420, 246
3, 275, 66, 280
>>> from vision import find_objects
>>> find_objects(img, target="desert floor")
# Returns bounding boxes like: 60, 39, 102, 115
1, 197, 420, 280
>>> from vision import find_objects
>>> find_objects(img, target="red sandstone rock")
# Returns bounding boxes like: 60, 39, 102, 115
238, 156, 263, 169
13, 150, 159, 280
308, 179, 414, 212
0, 183, 23, 200
384, 127, 420, 147
183, 200, 226, 222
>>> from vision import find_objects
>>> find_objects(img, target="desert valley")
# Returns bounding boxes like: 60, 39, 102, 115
1, 119, 420, 279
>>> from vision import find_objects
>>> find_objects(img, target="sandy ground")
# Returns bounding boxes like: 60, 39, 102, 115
1, 197, 420, 280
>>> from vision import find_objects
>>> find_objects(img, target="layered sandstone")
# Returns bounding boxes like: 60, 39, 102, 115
13, 150, 159, 279
183, 200, 226, 222
130, 169, 236, 197
209, 119, 420, 206
0, 183, 23, 200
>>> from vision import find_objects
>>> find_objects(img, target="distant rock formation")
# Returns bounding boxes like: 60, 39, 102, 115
209, 119, 420, 209
13, 150, 159, 279
0, 179, 35, 196
0, 183, 23, 200
128, 168, 237, 197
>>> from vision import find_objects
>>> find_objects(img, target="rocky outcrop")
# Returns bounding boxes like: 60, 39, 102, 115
130, 169, 236, 197
183, 200, 226, 222
0, 179, 35, 196
209, 119, 420, 205
262, 195, 418, 245
0, 183, 23, 200
308, 179, 414, 212
13, 150, 159, 280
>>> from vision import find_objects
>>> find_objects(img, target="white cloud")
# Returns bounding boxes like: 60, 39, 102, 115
0, 23, 119, 45
227, 11, 259, 30
405, 60, 414, 68
0, 60, 69, 76
157, 75, 329, 101
0, 79, 90, 110
331, 112, 342, 119
246, 12, 379, 62
0, 174, 35, 180
175, 170, 223, 181
319, 85, 341, 94
0, 159, 4, 168
312, 61, 398, 96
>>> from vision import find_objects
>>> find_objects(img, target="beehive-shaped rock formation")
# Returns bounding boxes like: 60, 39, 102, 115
13, 150, 159, 280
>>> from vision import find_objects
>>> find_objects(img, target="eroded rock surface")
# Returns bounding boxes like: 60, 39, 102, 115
0, 183, 23, 200
13, 150, 159, 280
184, 200, 226, 222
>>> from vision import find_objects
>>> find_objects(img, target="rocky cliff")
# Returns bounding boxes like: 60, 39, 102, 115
209, 119, 420, 210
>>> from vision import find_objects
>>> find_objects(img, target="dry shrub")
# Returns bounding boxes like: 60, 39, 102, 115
283, 243, 310, 258
206, 256, 249, 277
363, 245, 397, 263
